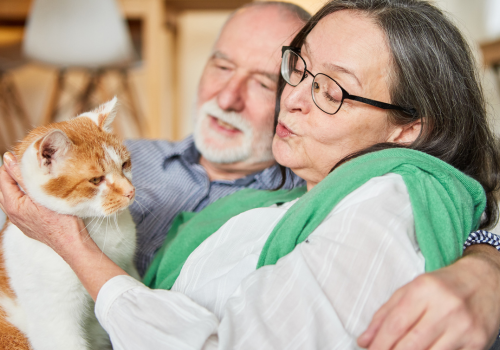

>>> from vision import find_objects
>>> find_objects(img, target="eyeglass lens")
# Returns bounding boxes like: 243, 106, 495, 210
281, 49, 344, 114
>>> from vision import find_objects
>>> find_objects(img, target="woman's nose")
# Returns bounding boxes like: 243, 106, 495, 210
216, 74, 246, 112
282, 76, 312, 115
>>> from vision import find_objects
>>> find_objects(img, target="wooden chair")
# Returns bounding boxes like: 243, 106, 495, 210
23, 0, 145, 136
0, 34, 31, 155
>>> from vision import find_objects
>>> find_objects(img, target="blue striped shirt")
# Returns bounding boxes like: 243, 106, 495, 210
125, 136, 305, 276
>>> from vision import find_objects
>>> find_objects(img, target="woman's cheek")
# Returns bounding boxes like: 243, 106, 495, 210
272, 135, 303, 170
272, 136, 292, 166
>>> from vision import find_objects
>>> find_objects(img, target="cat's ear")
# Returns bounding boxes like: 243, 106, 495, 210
88, 97, 118, 133
37, 130, 72, 173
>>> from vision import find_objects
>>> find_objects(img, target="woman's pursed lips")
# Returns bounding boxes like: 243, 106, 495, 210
276, 121, 296, 138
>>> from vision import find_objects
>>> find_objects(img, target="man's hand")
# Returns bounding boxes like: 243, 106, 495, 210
357, 244, 500, 350
0, 153, 83, 253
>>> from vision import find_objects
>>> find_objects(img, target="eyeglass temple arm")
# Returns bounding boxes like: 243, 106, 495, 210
347, 94, 418, 117
282, 46, 300, 57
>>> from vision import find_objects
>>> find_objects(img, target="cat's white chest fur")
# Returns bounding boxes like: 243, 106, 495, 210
2, 209, 138, 350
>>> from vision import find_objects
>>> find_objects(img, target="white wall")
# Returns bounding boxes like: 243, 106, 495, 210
434, 0, 500, 135
435, 0, 500, 232
486, 0, 500, 39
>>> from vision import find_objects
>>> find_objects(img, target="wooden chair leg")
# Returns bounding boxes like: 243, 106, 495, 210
119, 68, 144, 136
0, 110, 13, 154
96, 70, 112, 102
4, 73, 31, 132
42, 69, 65, 126
76, 70, 99, 115
0, 73, 17, 152
0, 131, 9, 155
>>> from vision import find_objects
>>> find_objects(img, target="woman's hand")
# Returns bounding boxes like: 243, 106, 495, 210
0, 153, 128, 300
0, 153, 84, 254
357, 244, 500, 350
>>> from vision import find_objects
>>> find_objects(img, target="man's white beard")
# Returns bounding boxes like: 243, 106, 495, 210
193, 99, 275, 164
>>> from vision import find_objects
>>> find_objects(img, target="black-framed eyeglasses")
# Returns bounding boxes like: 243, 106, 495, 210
281, 46, 418, 117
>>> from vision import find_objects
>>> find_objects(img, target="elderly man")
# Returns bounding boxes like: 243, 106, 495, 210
127, 3, 308, 277
1, 2, 500, 349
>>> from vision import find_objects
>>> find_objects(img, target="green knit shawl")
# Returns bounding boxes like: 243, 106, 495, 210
144, 149, 486, 290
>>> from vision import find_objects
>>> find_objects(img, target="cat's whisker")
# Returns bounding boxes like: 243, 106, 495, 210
131, 197, 148, 218
82, 222, 97, 243
133, 194, 164, 210
133, 185, 166, 193
134, 197, 162, 210
134, 199, 160, 223
84, 216, 97, 229
86, 216, 102, 238
113, 213, 121, 235
90, 215, 104, 231
84, 216, 106, 243
133, 191, 162, 206
81, 217, 98, 236
132, 185, 158, 191
80, 226, 93, 242
99, 217, 110, 263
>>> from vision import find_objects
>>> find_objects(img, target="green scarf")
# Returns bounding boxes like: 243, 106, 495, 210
143, 186, 307, 289
144, 149, 486, 290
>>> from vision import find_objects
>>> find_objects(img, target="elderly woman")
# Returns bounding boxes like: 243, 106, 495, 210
1, 0, 500, 349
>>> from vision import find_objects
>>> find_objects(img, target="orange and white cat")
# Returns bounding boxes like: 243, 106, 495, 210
0, 98, 138, 350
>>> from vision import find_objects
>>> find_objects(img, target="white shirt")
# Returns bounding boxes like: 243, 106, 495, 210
95, 173, 425, 349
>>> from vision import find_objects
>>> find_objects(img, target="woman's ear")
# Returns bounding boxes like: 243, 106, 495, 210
388, 118, 423, 144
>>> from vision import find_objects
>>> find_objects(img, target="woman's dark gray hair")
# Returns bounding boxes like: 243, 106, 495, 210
275, 0, 500, 229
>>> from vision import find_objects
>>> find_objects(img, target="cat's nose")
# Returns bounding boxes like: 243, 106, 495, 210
124, 188, 135, 200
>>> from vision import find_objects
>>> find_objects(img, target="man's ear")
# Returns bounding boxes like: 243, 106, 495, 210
37, 130, 72, 173
87, 97, 118, 133
388, 118, 424, 144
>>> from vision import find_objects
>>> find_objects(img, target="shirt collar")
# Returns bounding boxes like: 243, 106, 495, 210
213, 163, 289, 189
162, 135, 200, 164
164, 136, 301, 189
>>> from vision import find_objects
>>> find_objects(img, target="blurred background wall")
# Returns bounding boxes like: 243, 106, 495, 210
434, 0, 500, 135
0, 0, 499, 145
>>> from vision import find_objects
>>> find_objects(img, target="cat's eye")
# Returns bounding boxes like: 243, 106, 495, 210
122, 160, 131, 170
89, 176, 104, 185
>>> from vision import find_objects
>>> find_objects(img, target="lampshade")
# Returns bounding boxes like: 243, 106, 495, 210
23, 0, 135, 68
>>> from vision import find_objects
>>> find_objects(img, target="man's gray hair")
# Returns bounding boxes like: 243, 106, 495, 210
238, 1, 311, 23
212, 2, 311, 50
225, 2, 311, 28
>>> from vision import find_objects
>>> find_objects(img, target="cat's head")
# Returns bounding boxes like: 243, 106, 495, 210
15, 98, 135, 218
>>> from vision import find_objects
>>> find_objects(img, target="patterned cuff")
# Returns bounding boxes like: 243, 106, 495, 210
463, 230, 500, 252
463, 230, 500, 339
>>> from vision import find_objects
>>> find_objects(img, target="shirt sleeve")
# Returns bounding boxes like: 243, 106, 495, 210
95, 174, 425, 350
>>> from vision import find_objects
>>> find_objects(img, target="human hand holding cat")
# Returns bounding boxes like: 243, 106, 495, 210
0, 151, 129, 301
0, 152, 84, 253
